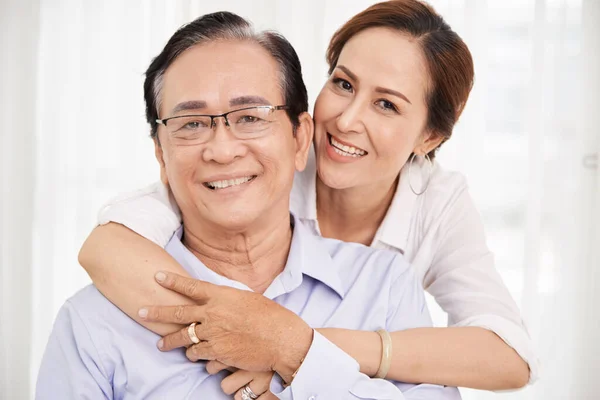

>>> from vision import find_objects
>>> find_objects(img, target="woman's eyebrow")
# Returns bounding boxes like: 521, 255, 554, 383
336, 64, 411, 104
375, 86, 411, 105
336, 65, 358, 81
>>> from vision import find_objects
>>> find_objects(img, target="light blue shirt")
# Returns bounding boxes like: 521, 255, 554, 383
36, 216, 461, 399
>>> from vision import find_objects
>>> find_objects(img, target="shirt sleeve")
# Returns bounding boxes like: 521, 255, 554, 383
270, 256, 461, 400
35, 302, 113, 399
97, 181, 181, 248
423, 181, 539, 384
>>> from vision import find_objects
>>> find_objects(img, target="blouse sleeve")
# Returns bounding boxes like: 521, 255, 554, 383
423, 178, 540, 384
97, 181, 181, 248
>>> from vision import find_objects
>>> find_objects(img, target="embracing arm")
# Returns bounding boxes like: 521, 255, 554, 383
79, 223, 193, 335
322, 177, 535, 390
79, 224, 529, 390
80, 226, 473, 394
318, 326, 528, 390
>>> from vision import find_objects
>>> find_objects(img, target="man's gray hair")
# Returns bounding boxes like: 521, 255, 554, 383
144, 11, 308, 139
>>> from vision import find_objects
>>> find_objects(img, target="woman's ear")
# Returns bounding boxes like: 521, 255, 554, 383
415, 131, 445, 155
293, 112, 315, 172
154, 137, 169, 185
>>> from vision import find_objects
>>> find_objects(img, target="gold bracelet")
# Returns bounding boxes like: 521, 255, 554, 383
375, 329, 392, 379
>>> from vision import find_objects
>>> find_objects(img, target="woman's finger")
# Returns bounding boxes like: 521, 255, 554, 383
206, 360, 234, 375
138, 304, 204, 324
233, 372, 272, 400
221, 370, 255, 395
186, 341, 216, 362
257, 393, 278, 400
155, 271, 214, 301
158, 323, 207, 351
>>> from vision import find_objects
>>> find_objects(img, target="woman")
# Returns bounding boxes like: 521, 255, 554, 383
80, 0, 537, 395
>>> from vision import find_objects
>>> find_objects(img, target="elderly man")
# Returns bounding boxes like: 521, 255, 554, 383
36, 11, 460, 400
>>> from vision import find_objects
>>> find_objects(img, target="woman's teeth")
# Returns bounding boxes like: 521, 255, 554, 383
330, 135, 367, 157
205, 176, 254, 190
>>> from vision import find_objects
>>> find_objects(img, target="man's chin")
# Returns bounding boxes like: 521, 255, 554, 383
201, 210, 263, 232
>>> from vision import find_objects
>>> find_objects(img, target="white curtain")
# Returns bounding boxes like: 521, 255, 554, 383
1, 0, 598, 399
1, 1, 39, 398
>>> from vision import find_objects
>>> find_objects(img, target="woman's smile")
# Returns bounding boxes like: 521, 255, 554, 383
325, 132, 368, 162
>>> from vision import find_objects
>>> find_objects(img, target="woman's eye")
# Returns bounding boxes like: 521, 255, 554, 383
333, 78, 353, 92
376, 99, 398, 113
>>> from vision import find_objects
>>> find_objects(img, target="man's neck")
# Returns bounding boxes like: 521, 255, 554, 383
181, 209, 293, 294
316, 174, 398, 246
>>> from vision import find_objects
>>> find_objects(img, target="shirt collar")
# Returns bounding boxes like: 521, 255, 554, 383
372, 165, 418, 254
164, 213, 345, 300
287, 214, 345, 298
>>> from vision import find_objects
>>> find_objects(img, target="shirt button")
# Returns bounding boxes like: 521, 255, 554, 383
308, 396, 316, 400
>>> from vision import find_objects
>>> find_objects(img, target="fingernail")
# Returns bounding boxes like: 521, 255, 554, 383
155, 272, 166, 282
138, 308, 148, 318
157, 339, 164, 350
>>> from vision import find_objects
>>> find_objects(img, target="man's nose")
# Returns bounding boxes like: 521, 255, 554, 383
201, 120, 247, 164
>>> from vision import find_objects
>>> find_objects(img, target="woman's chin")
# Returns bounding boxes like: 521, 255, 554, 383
316, 165, 357, 191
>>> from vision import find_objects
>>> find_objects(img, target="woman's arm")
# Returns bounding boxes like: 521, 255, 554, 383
79, 222, 193, 336
80, 224, 528, 390
317, 327, 529, 390
374, 174, 533, 390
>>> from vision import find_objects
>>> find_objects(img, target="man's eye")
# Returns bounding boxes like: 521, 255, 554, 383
238, 116, 260, 123
183, 120, 208, 129
185, 121, 200, 129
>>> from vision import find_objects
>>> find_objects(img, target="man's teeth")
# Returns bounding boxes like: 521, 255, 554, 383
330, 136, 366, 157
206, 176, 253, 189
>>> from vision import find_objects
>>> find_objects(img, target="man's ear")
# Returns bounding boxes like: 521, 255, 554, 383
293, 112, 314, 172
414, 130, 445, 156
153, 137, 169, 185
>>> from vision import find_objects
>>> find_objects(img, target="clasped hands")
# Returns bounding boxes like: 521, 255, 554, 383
138, 271, 313, 399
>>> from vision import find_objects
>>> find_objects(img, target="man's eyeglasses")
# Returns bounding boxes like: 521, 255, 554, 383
156, 105, 289, 144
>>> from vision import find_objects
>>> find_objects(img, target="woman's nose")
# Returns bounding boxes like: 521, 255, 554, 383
335, 99, 365, 134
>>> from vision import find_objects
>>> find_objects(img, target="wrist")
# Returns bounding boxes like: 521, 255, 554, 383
274, 323, 313, 383
316, 328, 381, 377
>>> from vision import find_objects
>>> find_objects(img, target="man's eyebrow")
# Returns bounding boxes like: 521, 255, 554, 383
229, 96, 271, 107
336, 64, 412, 105
171, 100, 207, 114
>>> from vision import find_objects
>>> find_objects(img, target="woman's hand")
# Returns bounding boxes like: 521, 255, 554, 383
138, 271, 313, 381
207, 360, 278, 400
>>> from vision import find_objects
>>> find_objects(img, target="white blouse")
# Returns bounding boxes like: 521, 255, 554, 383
98, 156, 539, 384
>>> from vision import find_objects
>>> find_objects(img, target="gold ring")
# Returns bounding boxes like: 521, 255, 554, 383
187, 322, 200, 344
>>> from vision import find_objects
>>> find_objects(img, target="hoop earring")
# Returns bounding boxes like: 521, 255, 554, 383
408, 153, 432, 196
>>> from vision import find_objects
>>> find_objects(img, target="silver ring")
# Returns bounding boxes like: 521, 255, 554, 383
241, 385, 259, 400
187, 322, 200, 344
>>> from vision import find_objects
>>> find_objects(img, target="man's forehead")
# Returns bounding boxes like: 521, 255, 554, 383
161, 41, 283, 112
